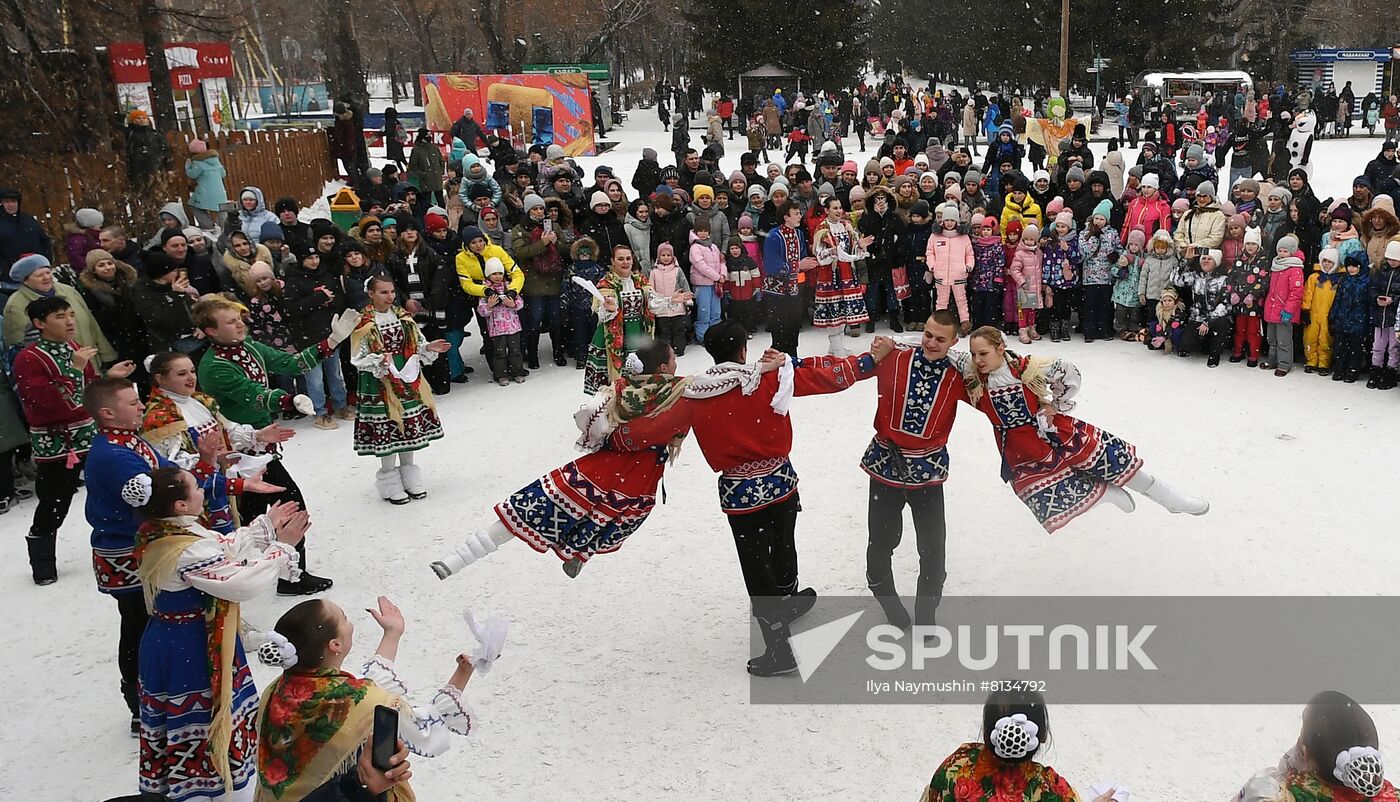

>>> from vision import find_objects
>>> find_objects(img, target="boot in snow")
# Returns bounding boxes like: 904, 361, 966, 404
26, 529, 57, 585
868, 574, 911, 629
400, 463, 427, 499
1127, 472, 1209, 515
376, 468, 409, 505
1096, 484, 1136, 513
747, 605, 798, 677
431, 529, 507, 578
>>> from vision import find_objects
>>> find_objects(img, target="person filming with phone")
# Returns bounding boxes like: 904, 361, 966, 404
254, 596, 506, 799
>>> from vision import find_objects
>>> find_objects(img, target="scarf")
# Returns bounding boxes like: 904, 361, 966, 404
143, 387, 228, 449
349, 306, 437, 432
136, 518, 239, 792
255, 668, 412, 802
960, 350, 1055, 406
1272, 255, 1303, 272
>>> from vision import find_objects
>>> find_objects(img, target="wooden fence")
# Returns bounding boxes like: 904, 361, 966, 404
1, 129, 337, 247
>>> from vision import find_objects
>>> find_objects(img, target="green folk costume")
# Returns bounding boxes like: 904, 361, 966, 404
348, 306, 443, 457
583, 271, 655, 395
197, 339, 330, 428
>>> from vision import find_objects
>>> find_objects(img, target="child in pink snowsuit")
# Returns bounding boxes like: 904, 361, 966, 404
1262, 234, 1305, 376
476, 257, 526, 384
924, 201, 975, 325
1008, 223, 1045, 343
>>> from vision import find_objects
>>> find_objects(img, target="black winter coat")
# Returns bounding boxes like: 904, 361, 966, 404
387, 243, 451, 330
0, 198, 53, 280
576, 210, 628, 258
858, 205, 907, 277
129, 276, 195, 352
282, 263, 346, 348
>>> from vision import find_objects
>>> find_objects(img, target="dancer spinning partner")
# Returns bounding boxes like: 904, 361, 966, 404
961, 326, 1209, 532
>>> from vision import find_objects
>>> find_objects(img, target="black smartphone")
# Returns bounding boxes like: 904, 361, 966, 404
371, 704, 398, 772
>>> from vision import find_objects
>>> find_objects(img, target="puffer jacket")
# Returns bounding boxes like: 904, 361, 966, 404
1008, 240, 1043, 299
237, 187, 279, 245
924, 228, 974, 285
970, 238, 1006, 292
1138, 232, 1181, 301
1187, 269, 1230, 323
1122, 194, 1172, 244
1174, 202, 1227, 251
1263, 256, 1305, 324
1371, 264, 1400, 329
1361, 205, 1400, 269
1329, 271, 1373, 335
1041, 234, 1082, 290
1225, 250, 1270, 316
455, 239, 523, 298
686, 202, 730, 249
687, 230, 725, 287
185, 150, 229, 211
1078, 224, 1121, 285
458, 153, 502, 206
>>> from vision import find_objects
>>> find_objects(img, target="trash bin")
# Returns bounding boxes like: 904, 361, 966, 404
329, 187, 362, 231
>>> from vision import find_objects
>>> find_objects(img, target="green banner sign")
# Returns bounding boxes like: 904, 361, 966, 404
523, 63, 610, 81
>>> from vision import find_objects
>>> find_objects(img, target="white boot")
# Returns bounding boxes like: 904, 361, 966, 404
827, 332, 850, 357
400, 463, 426, 499
1127, 471, 1209, 515
1095, 483, 1136, 513
430, 526, 511, 579
376, 468, 409, 505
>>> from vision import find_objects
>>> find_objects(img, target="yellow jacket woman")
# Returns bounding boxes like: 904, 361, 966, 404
455, 225, 523, 297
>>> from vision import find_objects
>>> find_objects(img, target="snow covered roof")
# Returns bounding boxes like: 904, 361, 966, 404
739, 64, 799, 78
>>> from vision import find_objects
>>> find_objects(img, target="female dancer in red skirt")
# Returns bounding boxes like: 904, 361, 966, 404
431, 339, 776, 578
960, 326, 1208, 533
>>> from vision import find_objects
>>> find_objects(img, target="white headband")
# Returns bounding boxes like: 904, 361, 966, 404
990, 714, 1040, 760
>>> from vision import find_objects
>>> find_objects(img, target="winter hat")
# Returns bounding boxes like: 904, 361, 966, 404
1072, 123, 1087, 142
728, 170, 746, 185
1277, 234, 1300, 255
365, 167, 383, 180
1202, 249, 1222, 267
1092, 199, 1113, 222
75, 207, 104, 229
970, 212, 987, 229
417, 212, 445, 233
746, 184, 767, 201
1268, 186, 1293, 205
964, 168, 983, 186
998, 121, 1014, 137
1219, 199, 1237, 216
656, 242, 675, 261
127, 109, 149, 125
379, 217, 398, 230
817, 182, 836, 199
914, 154, 929, 167
659, 166, 679, 182
1141, 173, 1160, 189
1234, 178, 1260, 195
848, 186, 867, 205
1142, 141, 1158, 155
841, 160, 859, 174
1228, 213, 1249, 231
653, 184, 674, 200
523, 194, 546, 214
908, 199, 931, 219
902, 166, 922, 177
1004, 219, 1024, 237
1032, 169, 1051, 185
919, 170, 939, 184
1386, 240, 1400, 262
546, 144, 565, 160
692, 185, 714, 202
725, 235, 744, 252
641, 147, 658, 162
1065, 166, 1086, 185
1196, 181, 1216, 200
879, 156, 895, 170
258, 221, 284, 243
467, 183, 493, 201
1046, 197, 1065, 215
738, 214, 755, 230
1023, 223, 1041, 240
1127, 230, 1146, 250
937, 202, 961, 224
1171, 198, 1191, 213
1054, 210, 1074, 229
1244, 227, 1262, 246
82, 249, 115, 273
1128, 166, 1144, 180
943, 185, 963, 201
188, 139, 208, 154
1185, 144, 1205, 163
1318, 248, 1340, 266
483, 257, 505, 277
589, 191, 612, 209
594, 165, 615, 179
9, 253, 49, 282
943, 172, 962, 186
462, 225, 485, 244
1330, 204, 1353, 224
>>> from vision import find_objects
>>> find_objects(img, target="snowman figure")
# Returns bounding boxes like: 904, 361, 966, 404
1287, 109, 1316, 179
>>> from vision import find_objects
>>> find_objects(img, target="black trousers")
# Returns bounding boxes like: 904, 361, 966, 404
731, 298, 761, 335
971, 289, 1002, 329
655, 315, 690, 355
726, 494, 801, 606
115, 591, 150, 717
32, 457, 84, 537
1081, 284, 1113, 338
767, 294, 803, 357
866, 478, 947, 619
1182, 316, 1234, 357
1334, 331, 1366, 374
238, 458, 309, 571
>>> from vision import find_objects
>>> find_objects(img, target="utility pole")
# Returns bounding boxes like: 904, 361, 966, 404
1058, 0, 1069, 99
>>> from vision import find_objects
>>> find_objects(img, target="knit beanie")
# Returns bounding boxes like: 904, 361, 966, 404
693, 185, 714, 202
1127, 230, 1146, 250
1185, 144, 1205, 163
1054, 210, 1074, 229
910, 199, 931, 219
1330, 204, 1352, 224
483, 257, 505, 277
937, 202, 961, 224
1268, 186, 1292, 204
1046, 197, 1065, 215
1172, 198, 1191, 212
523, 194, 546, 214
1092, 199, 1114, 222
1141, 173, 1160, 189
188, 138, 208, 154
817, 182, 836, 199
879, 156, 895, 169
1023, 223, 1041, 240
1196, 181, 1216, 200
256, 221, 282, 243
590, 190, 611, 209
1244, 227, 1262, 246
964, 169, 983, 186
657, 241, 675, 260
642, 147, 658, 161
842, 160, 858, 174
9, 253, 50, 282
1318, 248, 1340, 266
738, 214, 754, 230
85, 248, 115, 270
425, 212, 449, 233
1033, 169, 1051, 184
1386, 240, 1400, 262
848, 186, 867, 205
1065, 166, 1086, 184
747, 184, 767, 201
1203, 249, 1222, 267
462, 225, 485, 244
75, 207, 104, 229
1277, 234, 1299, 255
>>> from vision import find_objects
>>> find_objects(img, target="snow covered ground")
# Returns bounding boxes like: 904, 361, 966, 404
3, 113, 1396, 801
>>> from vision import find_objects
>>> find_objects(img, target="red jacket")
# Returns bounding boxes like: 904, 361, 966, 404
680, 354, 876, 512
718, 99, 734, 120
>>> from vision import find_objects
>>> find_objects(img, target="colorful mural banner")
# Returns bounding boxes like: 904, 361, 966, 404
420, 73, 596, 157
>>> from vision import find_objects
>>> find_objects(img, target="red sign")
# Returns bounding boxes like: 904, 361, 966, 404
108, 42, 234, 85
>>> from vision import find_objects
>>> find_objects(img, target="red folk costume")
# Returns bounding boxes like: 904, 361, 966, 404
964, 352, 1141, 533
862, 346, 969, 488
681, 354, 878, 513
811, 217, 870, 328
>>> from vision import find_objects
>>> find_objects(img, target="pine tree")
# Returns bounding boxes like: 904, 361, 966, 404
684, 0, 872, 90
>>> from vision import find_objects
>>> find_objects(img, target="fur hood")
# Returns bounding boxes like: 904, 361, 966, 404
78, 258, 138, 294
1362, 203, 1400, 241
223, 243, 274, 297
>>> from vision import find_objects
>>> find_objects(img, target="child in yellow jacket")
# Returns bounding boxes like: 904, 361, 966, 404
1302, 247, 1341, 374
